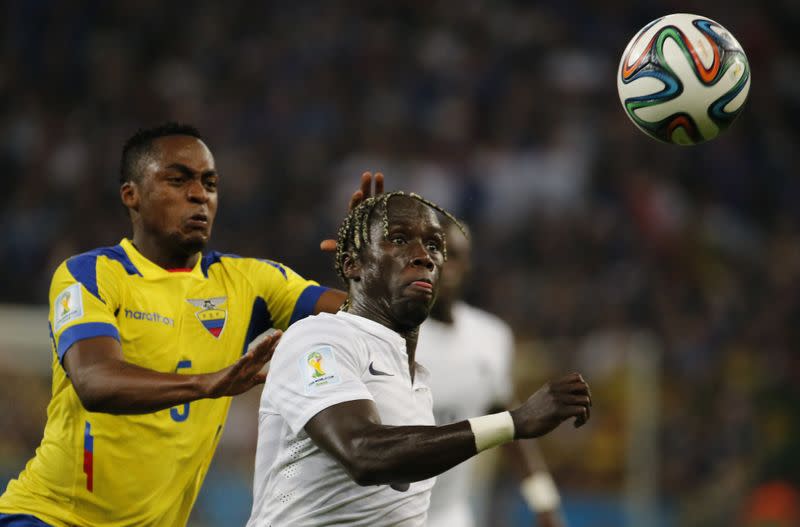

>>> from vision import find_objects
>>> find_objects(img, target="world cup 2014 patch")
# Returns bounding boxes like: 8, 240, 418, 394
54, 283, 84, 332
186, 297, 228, 338
300, 346, 341, 393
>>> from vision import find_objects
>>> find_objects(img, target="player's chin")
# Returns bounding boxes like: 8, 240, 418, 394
394, 298, 434, 328
176, 230, 210, 254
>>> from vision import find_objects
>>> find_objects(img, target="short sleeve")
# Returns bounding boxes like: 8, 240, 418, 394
49, 258, 120, 364
249, 259, 329, 330
264, 319, 373, 434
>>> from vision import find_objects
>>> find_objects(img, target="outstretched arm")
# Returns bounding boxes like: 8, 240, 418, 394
304, 373, 591, 486
63, 330, 280, 414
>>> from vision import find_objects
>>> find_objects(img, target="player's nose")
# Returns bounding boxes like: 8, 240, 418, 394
409, 241, 434, 271
187, 179, 209, 203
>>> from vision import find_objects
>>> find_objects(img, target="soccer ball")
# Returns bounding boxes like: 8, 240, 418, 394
617, 13, 750, 145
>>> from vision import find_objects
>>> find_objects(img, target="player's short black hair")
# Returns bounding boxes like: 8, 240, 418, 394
119, 122, 202, 184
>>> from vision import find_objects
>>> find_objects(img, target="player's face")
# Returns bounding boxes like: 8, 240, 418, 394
135, 136, 218, 253
436, 222, 471, 303
360, 197, 445, 329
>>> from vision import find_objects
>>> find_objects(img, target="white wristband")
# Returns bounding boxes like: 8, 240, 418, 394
521, 472, 561, 512
467, 411, 515, 452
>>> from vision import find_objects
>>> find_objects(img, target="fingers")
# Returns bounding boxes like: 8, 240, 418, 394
320, 239, 337, 252
348, 189, 365, 211
359, 171, 372, 199
349, 171, 385, 211
247, 329, 283, 365
558, 405, 589, 427
552, 373, 591, 426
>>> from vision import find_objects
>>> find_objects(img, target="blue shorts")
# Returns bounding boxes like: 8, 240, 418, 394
0, 514, 53, 527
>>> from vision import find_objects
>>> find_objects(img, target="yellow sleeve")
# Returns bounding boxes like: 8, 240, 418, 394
49, 255, 121, 364
248, 258, 328, 330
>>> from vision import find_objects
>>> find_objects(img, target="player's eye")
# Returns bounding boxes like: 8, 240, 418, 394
204, 178, 218, 191
390, 235, 406, 245
426, 241, 441, 252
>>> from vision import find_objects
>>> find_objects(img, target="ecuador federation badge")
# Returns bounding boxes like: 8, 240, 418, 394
187, 297, 227, 338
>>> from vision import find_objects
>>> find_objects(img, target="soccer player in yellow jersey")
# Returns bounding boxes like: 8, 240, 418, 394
0, 123, 352, 527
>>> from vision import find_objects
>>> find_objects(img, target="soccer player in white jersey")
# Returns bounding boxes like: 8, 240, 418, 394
248, 192, 591, 527
418, 221, 566, 527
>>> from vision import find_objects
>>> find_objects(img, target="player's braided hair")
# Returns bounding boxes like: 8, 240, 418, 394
334, 192, 465, 309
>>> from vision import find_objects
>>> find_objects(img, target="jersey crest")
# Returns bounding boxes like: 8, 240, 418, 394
187, 297, 227, 338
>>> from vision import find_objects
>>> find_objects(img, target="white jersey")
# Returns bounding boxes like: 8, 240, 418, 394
416, 302, 514, 527
247, 311, 436, 527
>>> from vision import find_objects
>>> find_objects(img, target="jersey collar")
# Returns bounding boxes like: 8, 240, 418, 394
335, 311, 407, 351
119, 238, 204, 279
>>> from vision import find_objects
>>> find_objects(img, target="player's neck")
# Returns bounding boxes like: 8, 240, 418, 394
130, 235, 200, 270
346, 300, 420, 380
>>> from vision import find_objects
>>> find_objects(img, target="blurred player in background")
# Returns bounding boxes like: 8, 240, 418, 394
418, 220, 566, 527
248, 192, 591, 526
0, 123, 354, 527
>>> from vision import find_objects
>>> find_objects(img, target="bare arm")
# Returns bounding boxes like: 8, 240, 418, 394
305, 399, 476, 486
304, 373, 591, 486
63, 330, 280, 415
313, 288, 347, 315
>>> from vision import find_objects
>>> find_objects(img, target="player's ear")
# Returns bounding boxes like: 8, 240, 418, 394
120, 181, 140, 211
342, 252, 362, 281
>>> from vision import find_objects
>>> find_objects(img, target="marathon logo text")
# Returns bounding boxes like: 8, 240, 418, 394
124, 309, 175, 326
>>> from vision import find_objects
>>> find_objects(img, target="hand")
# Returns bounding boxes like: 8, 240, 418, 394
205, 329, 282, 398
320, 171, 384, 252
510, 373, 591, 438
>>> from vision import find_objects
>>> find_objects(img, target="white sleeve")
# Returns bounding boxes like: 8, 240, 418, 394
264, 323, 374, 434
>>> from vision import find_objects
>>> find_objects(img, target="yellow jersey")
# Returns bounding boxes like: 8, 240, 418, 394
0, 238, 326, 527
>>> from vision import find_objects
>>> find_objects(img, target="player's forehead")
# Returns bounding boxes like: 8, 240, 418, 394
150, 135, 215, 172
383, 196, 442, 232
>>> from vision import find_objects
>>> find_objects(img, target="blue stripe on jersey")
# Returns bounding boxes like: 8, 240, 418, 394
258, 259, 288, 279
289, 285, 328, 325
84, 421, 93, 453
241, 297, 273, 355
66, 245, 141, 301
200, 251, 228, 277
0, 513, 56, 526
201, 252, 288, 280
58, 322, 120, 362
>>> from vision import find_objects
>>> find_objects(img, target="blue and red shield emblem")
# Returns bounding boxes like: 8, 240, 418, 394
187, 297, 227, 338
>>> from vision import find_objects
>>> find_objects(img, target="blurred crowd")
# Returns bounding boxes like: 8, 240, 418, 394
1, 1, 799, 526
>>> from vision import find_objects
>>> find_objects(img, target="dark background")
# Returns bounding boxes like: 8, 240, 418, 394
1, 1, 798, 526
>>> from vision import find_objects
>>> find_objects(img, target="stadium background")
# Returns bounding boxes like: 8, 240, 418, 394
0, 1, 798, 526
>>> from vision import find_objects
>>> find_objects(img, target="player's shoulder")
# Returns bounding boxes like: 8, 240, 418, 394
59, 243, 139, 276
200, 251, 292, 279
454, 302, 512, 336
54, 243, 140, 297
283, 312, 355, 341
274, 312, 364, 364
